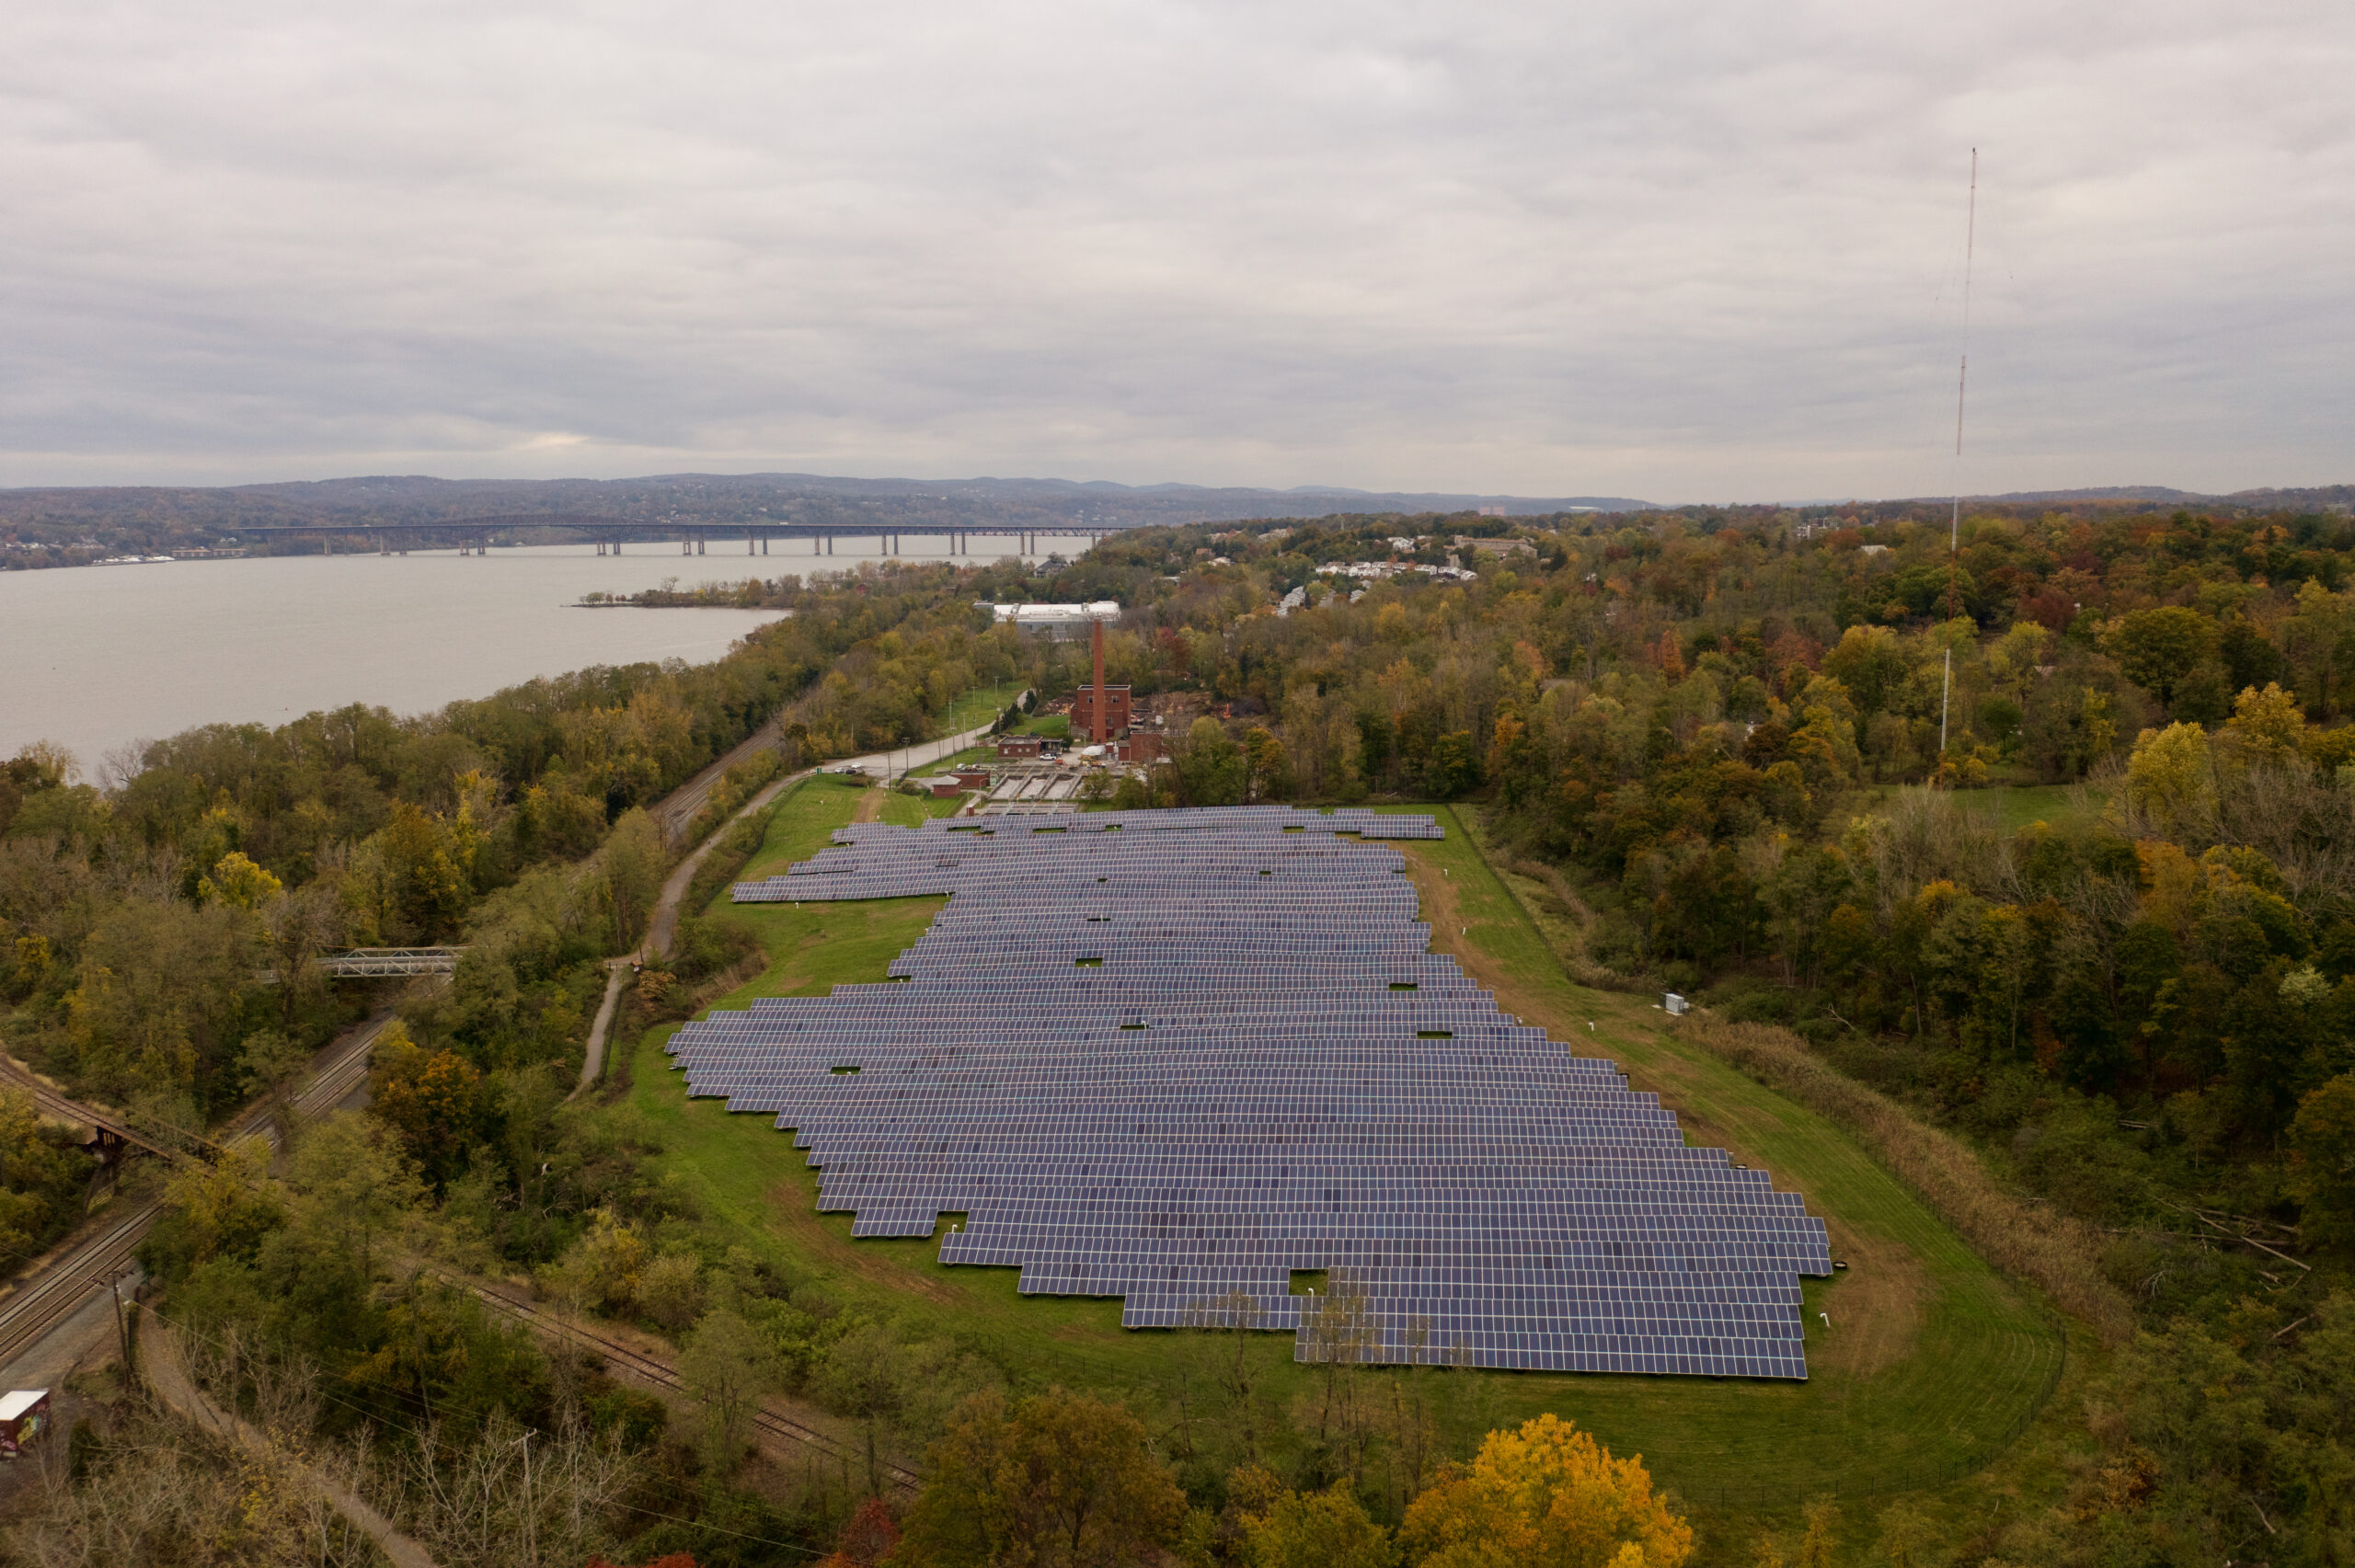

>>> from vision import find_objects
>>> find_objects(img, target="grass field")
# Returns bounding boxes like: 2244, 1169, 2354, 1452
619, 787, 2077, 1548
1856, 781, 2114, 836
938, 679, 1027, 738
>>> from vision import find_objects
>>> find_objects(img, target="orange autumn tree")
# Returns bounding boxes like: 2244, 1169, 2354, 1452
1400, 1413, 1693, 1568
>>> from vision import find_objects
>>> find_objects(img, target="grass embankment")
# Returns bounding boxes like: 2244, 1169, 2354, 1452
616, 786, 2078, 1544
1378, 809, 2071, 1500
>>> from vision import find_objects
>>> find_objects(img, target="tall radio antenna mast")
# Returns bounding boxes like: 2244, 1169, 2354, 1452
1937, 148, 1978, 772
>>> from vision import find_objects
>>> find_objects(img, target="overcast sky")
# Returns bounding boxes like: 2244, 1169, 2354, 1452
3, 1, 2348, 503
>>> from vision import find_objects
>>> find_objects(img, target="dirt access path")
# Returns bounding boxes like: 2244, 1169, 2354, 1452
140, 1311, 438, 1568
576, 704, 1012, 1094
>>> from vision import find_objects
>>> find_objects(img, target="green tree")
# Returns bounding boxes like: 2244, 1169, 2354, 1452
236, 1027, 310, 1141
815, 1321, 912, 1498
2288, 1074, 2355, 1244
1242, 727, 1291, 802
898, 1386, 1187, 1567
2105, 607, 2218, 710
1177, 719, 1247, 807
678, 1306, 776, 1464
1426, 731, 1481, 799
0, 1087, 93, 1270
1248, 1486, 1396, 1568
282, 1111, 425, 1283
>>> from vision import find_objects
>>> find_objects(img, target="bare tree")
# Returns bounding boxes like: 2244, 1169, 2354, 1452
398, 1409, 638, 1568
1179, 1288, 1267, 1460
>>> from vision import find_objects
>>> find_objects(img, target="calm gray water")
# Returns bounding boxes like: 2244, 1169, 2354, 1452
0, 541, 1008, 776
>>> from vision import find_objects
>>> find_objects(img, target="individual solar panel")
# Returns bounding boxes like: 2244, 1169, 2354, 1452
680, 807, 1830, 1377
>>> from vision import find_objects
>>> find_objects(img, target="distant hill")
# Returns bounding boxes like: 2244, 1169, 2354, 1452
0, 472, 1660, 558
1890, 483, 2355, 509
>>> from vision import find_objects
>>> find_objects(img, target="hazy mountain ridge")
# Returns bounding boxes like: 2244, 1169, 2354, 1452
0, 473, 1658, 555
6, 472, 2347, 560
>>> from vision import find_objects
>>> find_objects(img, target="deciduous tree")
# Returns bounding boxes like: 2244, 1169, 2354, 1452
1399, 1413, 1692, 1568
898, 1387, 1187, 1567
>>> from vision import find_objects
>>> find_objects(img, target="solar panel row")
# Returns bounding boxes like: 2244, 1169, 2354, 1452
682, 807, 1830, 1379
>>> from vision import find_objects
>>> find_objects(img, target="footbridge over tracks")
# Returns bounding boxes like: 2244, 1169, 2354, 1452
318, 947, 467, 977
238, 514, 1126, 558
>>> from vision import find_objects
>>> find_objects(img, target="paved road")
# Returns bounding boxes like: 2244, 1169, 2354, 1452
572, 704, 1015, 1095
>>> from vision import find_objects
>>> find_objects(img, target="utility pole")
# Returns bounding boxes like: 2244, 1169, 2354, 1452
520, 1428, 536, 1567
98, 1270, 133, 1391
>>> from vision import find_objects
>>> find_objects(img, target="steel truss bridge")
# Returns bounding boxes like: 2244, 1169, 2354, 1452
239, 513, 1124, 558
257, 947, 468, 984
318, 947, 467, 977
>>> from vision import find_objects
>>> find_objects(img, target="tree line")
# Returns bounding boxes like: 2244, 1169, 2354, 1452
1012, 500, 2355, 1564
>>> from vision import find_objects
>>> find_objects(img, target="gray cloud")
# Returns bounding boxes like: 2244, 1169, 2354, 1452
3, 0, 2348, 500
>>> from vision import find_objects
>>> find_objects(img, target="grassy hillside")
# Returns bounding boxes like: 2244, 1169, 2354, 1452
616, 786, 2082, 1551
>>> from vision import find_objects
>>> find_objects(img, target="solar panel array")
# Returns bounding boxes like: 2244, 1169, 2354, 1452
687, 806, 1829, 1378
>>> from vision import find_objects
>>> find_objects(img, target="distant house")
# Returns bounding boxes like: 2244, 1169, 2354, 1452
920, 777, 967, 799
996, 736, 1064, 761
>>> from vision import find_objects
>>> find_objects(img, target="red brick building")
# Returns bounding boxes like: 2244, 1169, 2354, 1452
1072, 683, 1132, 739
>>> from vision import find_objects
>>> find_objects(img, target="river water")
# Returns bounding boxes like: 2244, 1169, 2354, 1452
0, 541, 1007, 776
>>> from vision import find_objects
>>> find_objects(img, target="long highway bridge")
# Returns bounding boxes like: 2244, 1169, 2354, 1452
238, 513, 1127, 557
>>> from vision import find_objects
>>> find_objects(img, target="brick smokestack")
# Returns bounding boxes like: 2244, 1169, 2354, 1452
1090, 617, 1107, 743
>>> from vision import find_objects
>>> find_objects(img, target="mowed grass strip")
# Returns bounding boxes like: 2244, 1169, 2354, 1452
626, 790, 2062, 1514
1386, 805, 2064, 1494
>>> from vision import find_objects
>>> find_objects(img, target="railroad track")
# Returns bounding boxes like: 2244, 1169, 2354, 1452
0, 1201, 159, 1370
0, 1013, 392, 1376
458, 1279, 917, 1491
654, 717, 784, 843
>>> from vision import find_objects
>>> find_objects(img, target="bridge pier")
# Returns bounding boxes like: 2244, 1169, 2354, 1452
696, 533, 706, 555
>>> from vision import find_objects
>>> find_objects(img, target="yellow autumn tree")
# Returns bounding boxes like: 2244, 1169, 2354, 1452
1399, 1413, 1693, 1568
2123, 721, 2213, 836
2220, 680, 2309, 768
197, 850, 282, 911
